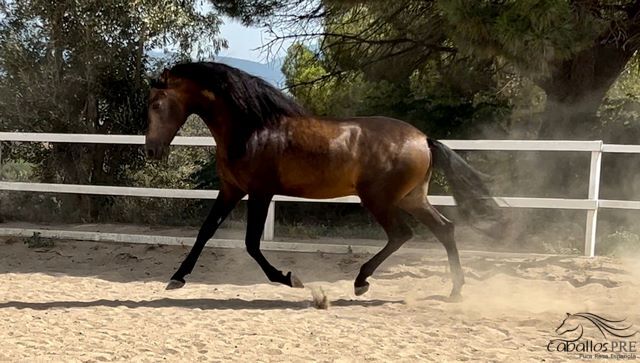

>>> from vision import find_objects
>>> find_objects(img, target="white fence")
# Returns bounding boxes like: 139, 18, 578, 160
1, 132, 640, 257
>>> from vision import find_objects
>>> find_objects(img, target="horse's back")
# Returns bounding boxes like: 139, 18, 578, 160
343, 116, 431, 200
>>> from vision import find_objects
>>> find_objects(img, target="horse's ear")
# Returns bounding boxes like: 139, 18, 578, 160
160, 68, 171, 84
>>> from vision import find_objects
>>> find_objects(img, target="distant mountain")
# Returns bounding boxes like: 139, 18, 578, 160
147, 50, 285, 87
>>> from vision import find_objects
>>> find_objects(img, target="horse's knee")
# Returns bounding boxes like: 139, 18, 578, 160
245, 245, 260, 258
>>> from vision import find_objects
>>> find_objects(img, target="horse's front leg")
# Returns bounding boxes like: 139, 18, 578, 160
166, 184, 245, 290
245, 194, 304, 288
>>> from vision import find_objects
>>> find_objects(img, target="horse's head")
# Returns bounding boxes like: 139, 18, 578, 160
145, 68, 198, 160
556, 313, 582, 336
145, 61, 307, 160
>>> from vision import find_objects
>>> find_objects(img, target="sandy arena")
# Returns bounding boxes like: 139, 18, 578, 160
1, 236, 639, 362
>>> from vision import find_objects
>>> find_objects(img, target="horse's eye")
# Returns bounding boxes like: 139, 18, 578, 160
151, 102, 161, 110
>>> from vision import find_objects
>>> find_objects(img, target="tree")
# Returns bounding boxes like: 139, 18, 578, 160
216, 0, 640, 140
278, 3, 513, 138
440, 0, 640, 139
0, 0, 224, 220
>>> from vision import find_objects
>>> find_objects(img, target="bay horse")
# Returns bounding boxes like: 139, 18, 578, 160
144, 61, 502, 299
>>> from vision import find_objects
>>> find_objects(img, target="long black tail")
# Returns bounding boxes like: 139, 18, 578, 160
428, 138, 504, 238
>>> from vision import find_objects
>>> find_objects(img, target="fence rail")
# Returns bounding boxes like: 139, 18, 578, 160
1, 132, 640, 257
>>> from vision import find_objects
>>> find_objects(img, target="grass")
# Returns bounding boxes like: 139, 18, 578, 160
598, 230, 640, 257
22, 232, 55, 249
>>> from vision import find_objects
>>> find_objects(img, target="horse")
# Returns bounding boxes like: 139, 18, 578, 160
144, 61, 502, 299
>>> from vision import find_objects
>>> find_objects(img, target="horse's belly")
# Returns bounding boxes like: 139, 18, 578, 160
277, 163, 359, 199
282, 185, 357, 199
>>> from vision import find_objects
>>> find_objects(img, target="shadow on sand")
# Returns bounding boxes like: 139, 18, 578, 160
0, 297, 403, 311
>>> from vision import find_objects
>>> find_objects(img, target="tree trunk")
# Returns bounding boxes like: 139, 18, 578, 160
510, 42, 636, 247
134, 24, 146, 88
536, 44, 634, 140
39, 4, 96, 222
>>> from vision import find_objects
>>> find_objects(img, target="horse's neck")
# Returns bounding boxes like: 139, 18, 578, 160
199, 111, 248, 162
202, 119, 229, 155
196, 97, 286, 161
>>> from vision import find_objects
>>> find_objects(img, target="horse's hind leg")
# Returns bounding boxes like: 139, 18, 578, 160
354, 202, 413, 296
399, 189, 465, 299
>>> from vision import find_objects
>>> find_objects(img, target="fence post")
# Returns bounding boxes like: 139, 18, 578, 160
584, 142, 603, 257
263, 200, 275, 241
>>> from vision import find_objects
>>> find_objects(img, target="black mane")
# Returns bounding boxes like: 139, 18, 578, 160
165, 61, 307, 129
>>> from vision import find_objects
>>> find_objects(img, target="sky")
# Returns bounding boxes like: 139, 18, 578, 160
217, 17, 292, 63
217, 18, 265, 60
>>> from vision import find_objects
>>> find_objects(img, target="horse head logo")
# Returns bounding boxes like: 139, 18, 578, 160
555, 312, 637, 342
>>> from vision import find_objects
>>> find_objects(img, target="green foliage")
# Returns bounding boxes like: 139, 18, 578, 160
282, 43, 365, 117
24, 232, 54, 249
189, 153, 221, 190
282, 41, 511, 139
0, 160, 34, 181
437, 0, 601, 75
0, 0, 224, 221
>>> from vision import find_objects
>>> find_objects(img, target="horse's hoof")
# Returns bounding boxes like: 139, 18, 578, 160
290, 273, 304, 288
354, 282, 369, 296
166, 279, 185, 290
447, 293, 463, 303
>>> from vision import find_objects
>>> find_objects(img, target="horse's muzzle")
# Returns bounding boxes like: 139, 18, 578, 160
144, 141, 166, 160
